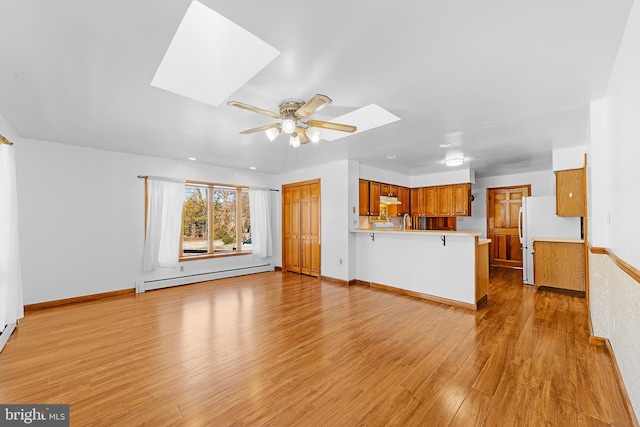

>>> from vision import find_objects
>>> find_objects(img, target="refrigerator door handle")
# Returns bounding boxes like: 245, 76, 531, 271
518, 206, 524, 245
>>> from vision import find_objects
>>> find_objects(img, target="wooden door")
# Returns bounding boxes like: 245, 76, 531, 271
283, 179, 320, 278
283, 186, 301, 273
487, 185, 530, 267
358, 179, 370, 215
300, 183, 320, 276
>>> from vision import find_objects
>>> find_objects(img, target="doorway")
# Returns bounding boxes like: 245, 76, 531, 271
487, 185, 531, 268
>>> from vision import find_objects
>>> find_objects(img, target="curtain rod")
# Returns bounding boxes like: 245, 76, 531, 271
137, 175, 279, 191
0, 134, 13, 146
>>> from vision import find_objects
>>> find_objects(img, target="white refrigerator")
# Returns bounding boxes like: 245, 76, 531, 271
518, 196, 582, 285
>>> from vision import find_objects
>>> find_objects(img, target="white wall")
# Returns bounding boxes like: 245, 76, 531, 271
410, 168, 475, 187
588, 0, 640, 420
359, 164, 411, 187
14, 137, 277, 304
456, 170, 555, 236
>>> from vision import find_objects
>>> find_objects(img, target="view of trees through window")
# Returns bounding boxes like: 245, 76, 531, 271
182, 184, 250, 256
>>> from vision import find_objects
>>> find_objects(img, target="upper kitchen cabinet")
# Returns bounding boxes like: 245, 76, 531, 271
410, 188, 420, 216
423, 187, 437, 217
452, 183, 472, 216
369, 181, 381, 216
359, 179, 382, 216
556, 168, 585, 217
380, 183, 398, 197
396, 186, 410, 216
359, 179, 370, 216
437, 185, 453, 216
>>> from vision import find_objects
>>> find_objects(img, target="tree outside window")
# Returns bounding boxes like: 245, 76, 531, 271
181, 184, 251, 257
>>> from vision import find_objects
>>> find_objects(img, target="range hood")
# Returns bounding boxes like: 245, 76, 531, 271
380, 196, 401, 205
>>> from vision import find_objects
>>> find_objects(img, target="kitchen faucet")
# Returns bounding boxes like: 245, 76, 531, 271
403, 213, 411, 230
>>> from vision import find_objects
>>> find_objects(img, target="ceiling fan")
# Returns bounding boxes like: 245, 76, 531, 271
227, 94, 357, 147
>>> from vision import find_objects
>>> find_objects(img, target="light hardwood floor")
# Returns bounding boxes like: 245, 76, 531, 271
0, 268, 631, 426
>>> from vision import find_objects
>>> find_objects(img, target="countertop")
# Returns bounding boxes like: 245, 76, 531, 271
532, 237, 585, 244
350, 228, 484, 238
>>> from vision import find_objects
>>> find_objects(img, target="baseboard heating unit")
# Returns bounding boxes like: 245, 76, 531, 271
135, 263, 272, 293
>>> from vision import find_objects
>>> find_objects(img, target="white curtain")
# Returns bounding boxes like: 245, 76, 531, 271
143, 178, 185, 271
0, 143, 24, 334
249, 189, 273, 258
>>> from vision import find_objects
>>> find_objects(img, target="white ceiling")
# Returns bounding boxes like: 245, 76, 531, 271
0, 1, 633, 177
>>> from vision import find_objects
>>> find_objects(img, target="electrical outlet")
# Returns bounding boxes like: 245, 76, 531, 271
339, 259, 343, 265
180, 266, 184, 272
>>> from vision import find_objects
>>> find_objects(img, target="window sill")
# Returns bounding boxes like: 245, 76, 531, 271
180, 252, 253, 262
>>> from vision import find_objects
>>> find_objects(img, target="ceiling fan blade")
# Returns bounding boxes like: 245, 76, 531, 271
227, 101, 281, 119
295, 94, 332, 119
239, 123, 281, 134
307, 120, 357, 133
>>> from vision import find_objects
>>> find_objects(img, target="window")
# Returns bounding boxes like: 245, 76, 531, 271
181, 183, 251, 258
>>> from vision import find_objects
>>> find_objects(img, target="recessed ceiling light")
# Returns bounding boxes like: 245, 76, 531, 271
188, 157, 197, 161
386, 154, 397, 159
249, 166, 257, 170
438, 143, 452, 148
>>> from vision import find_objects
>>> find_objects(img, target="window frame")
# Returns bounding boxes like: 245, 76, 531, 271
179, 180, 251, 261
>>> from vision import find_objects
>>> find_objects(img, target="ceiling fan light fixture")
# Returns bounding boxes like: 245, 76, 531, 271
306, 127, 320, 143
265, 127, 280, 141
289, 134, 301, 148
282, 119, 296, 134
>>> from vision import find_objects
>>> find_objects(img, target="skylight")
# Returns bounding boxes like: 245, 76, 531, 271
319, 104, 401, 141
151, 1, 280, 106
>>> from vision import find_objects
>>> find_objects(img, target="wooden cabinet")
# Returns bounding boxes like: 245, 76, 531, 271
396, 186, 410, 216
361, 180, 470, 218
410, 188, 420, 216
380, 183, 398, 197
369, 181, 381, 216
556, 168, 584, 217
359, 179, 370, 216
283, 180, 321, 278
424, 187, 437, 216
533, 240, 585, 293
437, 185, 452, 216
452, 183, 472, 216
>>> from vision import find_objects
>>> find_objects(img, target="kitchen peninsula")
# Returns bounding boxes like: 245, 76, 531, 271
351, 229, 490, 310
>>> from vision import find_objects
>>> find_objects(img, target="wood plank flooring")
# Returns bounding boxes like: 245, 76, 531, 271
0, 267, 631, 426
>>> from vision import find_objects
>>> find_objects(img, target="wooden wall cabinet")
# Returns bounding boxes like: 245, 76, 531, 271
380, 183, 398, 197
360, 180, 470, 218
410, 188, 420, 216
437, 185, 453, 216
556, 168, 585, 217
359, 179, 370, 216
423, 187, 437, 216
369, 181, 381, 216
533, 240, 585, 293
283, 180, 321, 278
396, 186, 410, 216
452, 183, 472, 216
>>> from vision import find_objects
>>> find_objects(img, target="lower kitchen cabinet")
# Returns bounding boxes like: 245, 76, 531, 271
533, 240, 585, 293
